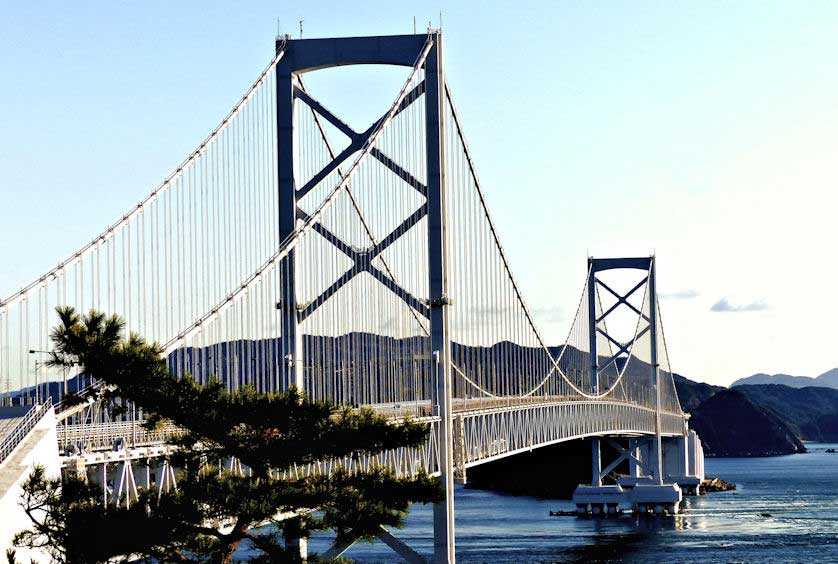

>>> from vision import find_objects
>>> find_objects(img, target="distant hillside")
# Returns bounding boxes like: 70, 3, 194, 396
688, 389, 806, 457
673, 374, 724, 411
817, 368, 838, 388
676, 373, 838, 455
673, 375, 808, 457
732, 368, 838, 390
735, 385, 838, 442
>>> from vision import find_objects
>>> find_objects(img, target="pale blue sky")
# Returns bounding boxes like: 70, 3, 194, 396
2, 2, 838, 385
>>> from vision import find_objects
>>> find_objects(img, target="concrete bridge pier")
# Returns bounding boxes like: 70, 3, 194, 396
631, 483, 681, 515
663, 429, 705, 496
574, 431, 701, 516
572, 484, 625, 516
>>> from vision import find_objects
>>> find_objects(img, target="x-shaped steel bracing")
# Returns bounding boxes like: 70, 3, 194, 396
598, 438, 655, 480
293, 82, 430, 322
595, 276, 651, 373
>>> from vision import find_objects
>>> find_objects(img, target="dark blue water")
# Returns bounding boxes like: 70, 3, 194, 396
266, 443, 838, 563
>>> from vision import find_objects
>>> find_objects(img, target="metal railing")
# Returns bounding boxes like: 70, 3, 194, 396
0, 397, 53, 466
58, 420, 181, 453
54, 379, 112, 422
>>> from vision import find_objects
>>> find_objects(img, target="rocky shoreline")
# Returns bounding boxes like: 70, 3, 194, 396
701, 476, 735, 493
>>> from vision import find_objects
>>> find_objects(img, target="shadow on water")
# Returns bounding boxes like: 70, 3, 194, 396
547, 515, 687, 564
553, 531, 647, 563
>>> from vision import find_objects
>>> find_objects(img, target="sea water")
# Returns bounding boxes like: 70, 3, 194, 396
238, 443, 838, 563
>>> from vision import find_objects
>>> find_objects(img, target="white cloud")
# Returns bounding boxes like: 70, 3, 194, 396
659, 289, 699, 299
710, 298, 769, 313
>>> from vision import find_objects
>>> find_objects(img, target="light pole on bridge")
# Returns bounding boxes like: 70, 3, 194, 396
28, 349, 57, 406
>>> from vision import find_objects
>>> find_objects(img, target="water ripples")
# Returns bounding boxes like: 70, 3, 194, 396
236, 444, 838, 562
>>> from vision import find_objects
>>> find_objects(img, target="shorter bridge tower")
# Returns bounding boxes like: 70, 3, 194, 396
573, 256, 690, 515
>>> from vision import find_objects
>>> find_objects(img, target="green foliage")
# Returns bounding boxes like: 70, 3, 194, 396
14, 308, 441, 563
11, 465, 183, 563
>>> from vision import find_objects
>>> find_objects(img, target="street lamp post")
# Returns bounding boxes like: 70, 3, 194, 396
29, 349, 54, 405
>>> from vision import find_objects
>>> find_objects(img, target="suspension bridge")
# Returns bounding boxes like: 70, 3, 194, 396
0, 31, 704, 563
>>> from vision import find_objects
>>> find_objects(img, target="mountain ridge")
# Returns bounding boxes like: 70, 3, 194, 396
732, 368, 838, 389
675, 374, 838, 455
734, 384, 838, 442
687, 388, 806, 457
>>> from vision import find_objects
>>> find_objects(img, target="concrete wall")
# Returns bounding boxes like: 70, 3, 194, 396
688, 430, 705, 481
663, 436, 687, 480
0, 407, 60, 563
662, 430, 705, 484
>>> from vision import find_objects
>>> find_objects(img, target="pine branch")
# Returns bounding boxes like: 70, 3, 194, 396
13, 307, 443, 563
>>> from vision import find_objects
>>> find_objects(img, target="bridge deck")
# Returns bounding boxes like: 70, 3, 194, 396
58, 399, 686, 481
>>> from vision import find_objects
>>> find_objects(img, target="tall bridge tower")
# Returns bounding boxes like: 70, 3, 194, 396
273, 31, 455, 561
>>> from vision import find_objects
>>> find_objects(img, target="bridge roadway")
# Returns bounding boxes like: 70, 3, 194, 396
57, 397, 687, 481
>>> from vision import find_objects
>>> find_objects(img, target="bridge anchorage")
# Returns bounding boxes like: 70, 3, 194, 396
0, 30, 704, 562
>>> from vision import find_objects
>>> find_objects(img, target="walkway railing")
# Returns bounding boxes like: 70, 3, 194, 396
0, 397, 53, 467
58, 420, 181, 453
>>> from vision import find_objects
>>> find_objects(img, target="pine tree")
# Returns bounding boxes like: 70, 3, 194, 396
12, 307, 440, 563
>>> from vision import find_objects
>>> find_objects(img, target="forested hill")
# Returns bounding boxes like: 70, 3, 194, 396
735, 385, 838, 442
675, 375, 838, 456
687, 389, 806, 456
672, 374, 723, 411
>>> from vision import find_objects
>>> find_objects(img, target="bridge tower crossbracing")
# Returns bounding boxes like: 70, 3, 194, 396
574, 256, 683, 514
587, 257, 663, 487
273, 31, 455, 563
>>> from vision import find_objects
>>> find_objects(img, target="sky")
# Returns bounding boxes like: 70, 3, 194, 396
2, 1, 837, 387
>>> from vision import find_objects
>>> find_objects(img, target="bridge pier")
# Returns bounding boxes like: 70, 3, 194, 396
628, 438, 640, 478
111, 459, 139, 508
590, 436, 602, 487
453, 416, 467, 485
157, 459, 177, 496
662, 430, 705, 496
137, 459, 151, 491
572, 484, 625, 516
617, 437, 657, 489
574, 429, 705, 515
95, 463, 110, 506
632, 483, 681, 515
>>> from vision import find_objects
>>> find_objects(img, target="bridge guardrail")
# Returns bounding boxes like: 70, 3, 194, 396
58, 420, 181, 454
0, 397, 53, 467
